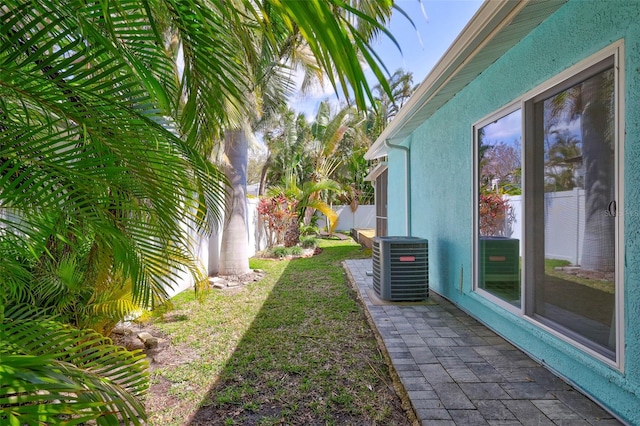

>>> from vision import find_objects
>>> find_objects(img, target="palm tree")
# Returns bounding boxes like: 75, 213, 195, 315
217, 0, 397, 275
296, 101, 365, 226
259, 108, 309, 196
268, 171, 341, 240
262, 102, 373, 231
218, 124, 254, 276
260, 102, 371, 237
368, 68, 416, 137
547, 68, 615, 272
1, 0, 398, 423
217, 4, 307, 276
1, 1, 227, 422
386, 68, 417, 117
578, 71, 615, 272
545, 130, 582, 192
335, 148, 375, 208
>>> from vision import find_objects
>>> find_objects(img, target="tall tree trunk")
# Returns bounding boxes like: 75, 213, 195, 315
258, 153, 271, 196
580, 74, 615, 272
219, 127, 251, 276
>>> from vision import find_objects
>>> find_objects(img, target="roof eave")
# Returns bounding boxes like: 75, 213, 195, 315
364, 0, 533, 160
364, 161, 388, 182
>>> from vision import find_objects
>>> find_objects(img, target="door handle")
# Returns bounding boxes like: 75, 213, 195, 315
607, 200, 617, 217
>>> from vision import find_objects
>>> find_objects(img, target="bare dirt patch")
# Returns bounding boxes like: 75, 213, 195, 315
111, 317, 198, 372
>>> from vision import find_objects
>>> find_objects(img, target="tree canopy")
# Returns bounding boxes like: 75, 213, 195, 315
1, 0, 401, 423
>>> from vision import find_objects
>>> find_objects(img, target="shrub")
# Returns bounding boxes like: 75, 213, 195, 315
300, 224, 319, 236
258, 194, 299, 248
270, 246, 289, 258
479, 192, 513, 236
268, 245, 305, 258
300, 235, 318, 249
289, 246, 303, 256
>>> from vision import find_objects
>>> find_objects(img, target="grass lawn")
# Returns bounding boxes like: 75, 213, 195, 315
544, 258, 614, 294
142, 238, 412, 425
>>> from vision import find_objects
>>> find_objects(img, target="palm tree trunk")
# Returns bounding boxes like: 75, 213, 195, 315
258, 153, 272, 196
580, 74, 615, 272
219, 127, 251, 276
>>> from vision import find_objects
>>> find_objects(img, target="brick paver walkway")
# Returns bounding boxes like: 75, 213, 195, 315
344, 259, 623, 426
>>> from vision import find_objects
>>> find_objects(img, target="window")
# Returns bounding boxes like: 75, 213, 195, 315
474, 44, 623, 363
475, 108, 522, 308
376, 169, 388, 237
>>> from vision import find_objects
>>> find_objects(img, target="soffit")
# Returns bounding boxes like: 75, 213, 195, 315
364, 161, 388, 181
365, 0, 567, 160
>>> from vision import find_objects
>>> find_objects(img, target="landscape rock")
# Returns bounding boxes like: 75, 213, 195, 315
137, 332, 160, 349
112, 325, 132, 336
208, 276, 228, 289
209, 276, 227, 285
137, 331, 154, 342
126, 338, 146, 351
145, 336, 160, 349
208, 269, 267, 290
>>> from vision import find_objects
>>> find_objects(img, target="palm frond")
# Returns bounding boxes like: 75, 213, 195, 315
321, 107, 355, 158
1, 1, 399, 424
1, 304, 148, 425
1, 0, 226, 309
306, 198, 339, 233
262, 0, 394, 109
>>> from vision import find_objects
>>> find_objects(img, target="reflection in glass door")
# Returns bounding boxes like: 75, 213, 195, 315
532, 60, 616, 359
477, 109, 522, 308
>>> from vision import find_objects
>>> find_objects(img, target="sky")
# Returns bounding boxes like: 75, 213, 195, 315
289, 0, 484, 118
482, 109, 522, 146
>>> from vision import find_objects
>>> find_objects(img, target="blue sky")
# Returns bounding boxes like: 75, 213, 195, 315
289, 0, 483, 118
482, 109, 522, 146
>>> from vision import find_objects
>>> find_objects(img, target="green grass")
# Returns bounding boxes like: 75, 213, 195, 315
545, 258, 615, 294
144, 238, 409, 425
481, 258, 615, 304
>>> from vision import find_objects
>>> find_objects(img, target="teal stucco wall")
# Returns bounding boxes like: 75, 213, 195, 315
387, 148, 408, 237
385, 0, 640, 422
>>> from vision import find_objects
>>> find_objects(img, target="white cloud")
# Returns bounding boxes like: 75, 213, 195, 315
483, 109, 522, 145
286, 65, 342, 119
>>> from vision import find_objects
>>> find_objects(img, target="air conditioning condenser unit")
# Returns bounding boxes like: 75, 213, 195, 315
372, 236, 429, 302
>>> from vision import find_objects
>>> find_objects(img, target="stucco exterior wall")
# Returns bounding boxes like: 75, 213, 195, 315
385, 0, 640, 422
387, 149, 408, 236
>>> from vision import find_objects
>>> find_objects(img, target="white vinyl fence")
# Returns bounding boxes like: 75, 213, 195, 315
313, 205, 376, 233
2, 198, 372, 299
504, 189, 586, 265
170, 202, 376, 297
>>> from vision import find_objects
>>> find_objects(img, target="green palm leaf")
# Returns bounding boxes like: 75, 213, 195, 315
1, 305, 148, 425
1, 0, 226, 306
2, 1, 400, 424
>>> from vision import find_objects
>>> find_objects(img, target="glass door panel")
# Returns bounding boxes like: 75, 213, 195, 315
477, 109, 522, 307
533, 65, 616, 359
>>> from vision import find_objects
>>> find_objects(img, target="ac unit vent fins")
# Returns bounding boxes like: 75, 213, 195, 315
372, 236, 428, 302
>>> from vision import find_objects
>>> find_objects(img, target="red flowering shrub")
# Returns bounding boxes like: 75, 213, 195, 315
257, 194, 299, 248
479, 193, 512, 236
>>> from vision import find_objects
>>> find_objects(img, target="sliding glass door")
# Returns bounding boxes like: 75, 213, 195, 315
529, 58, 617, 359
474, 47, 621, 362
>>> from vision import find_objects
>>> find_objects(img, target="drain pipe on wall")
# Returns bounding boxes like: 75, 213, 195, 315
384, 138, 411, 236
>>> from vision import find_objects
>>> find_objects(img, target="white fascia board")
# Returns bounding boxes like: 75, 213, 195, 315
364, 0, 527, 160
